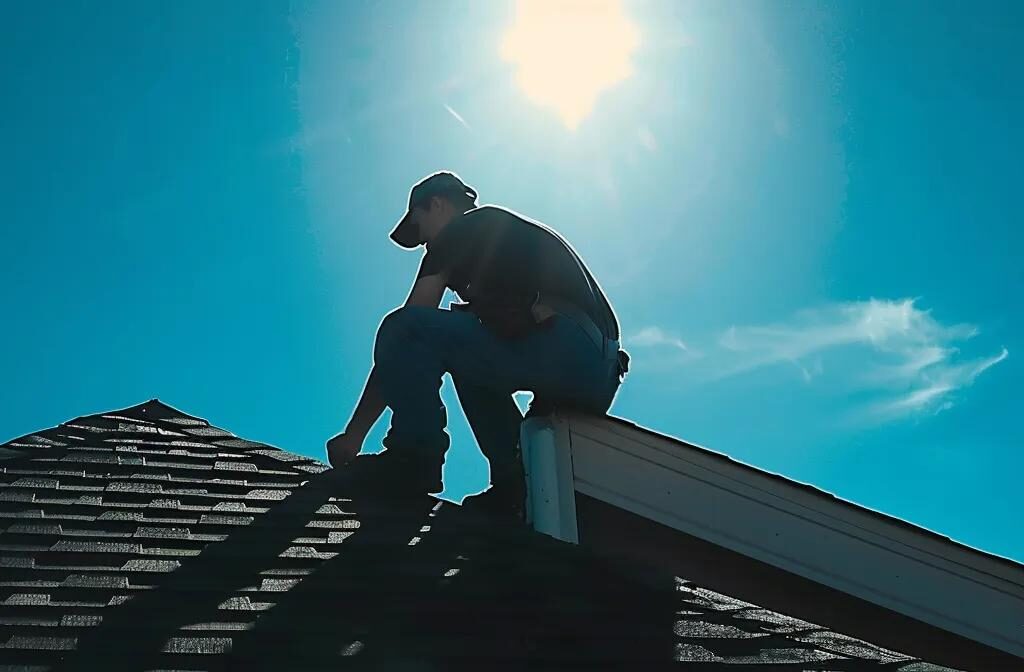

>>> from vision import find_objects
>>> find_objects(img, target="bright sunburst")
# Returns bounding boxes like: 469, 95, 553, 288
501, 0, 640, 130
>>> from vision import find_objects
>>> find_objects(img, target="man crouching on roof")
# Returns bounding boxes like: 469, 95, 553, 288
325, 170, 629, 522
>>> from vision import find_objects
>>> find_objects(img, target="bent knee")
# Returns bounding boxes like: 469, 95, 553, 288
379, 305, 432, 332
375, 305, 436, 351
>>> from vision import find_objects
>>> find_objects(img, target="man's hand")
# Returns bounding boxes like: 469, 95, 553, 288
326, 431, 364, 468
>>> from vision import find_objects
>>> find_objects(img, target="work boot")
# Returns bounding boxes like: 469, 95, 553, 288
463, 486, 527, 527
337, 448, 440, 505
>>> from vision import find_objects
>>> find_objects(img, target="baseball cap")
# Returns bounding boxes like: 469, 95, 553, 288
389, 171, 478, 248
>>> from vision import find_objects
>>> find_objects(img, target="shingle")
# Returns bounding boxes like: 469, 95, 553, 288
339, 640, 365, 656
161, 637, 233, 654
180, 622, 255, 631
0, 492, 36, 502
199, 514, 254, 526
161, 417, 208, 427
51, 540, 143, 554
213, 438, 268, 449
148, 498, 181, 509
10, 479, 59, 490
66, 445, 113, 452
106, 482, 162, 494
327, 532, 355, 544
217, 597, 272, 612
213, 461, 258, 472
162, 487, 209, 496
673, 620, 768, 639
121, 559, 181, 572
279, 546, 337, 560
63, 423, 108, 434
100, 414, 149, 423
60, 453, 119, 465
5, 523, 62, 535
61, 574, 130, 589
60, 614, 103, 627
0, 635, 78, 651
0, 509, 45, 519
0, 616, 59, 627
279, 546, 320, 559
294, 463, 329, 474
54, 484, 104, 493
97, 511, 144, 521
258, 578, 301, 592
144, 460, 212, 471
0, 543, 49, 552
674, 643, 720, 662
794, 631, 914, 663
133, 526, 192, 539
732, 608, 821, 634
140, 546, 201, 557
680, 584, 758, 611
212, 501, 266, 513
14, 435, 65, 447
305, 519, 359, 529
3, 594, 50, 606
719, 647, 848, 664
182, 426, 232, 438
249, 449, 304, 462
246, 489, 289, 501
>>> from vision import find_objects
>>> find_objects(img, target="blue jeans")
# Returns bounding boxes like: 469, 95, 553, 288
373, 305, 622, 499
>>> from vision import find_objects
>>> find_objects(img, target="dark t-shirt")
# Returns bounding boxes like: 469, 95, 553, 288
416, 205, 620, 340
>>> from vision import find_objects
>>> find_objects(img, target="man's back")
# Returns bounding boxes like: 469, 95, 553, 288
418, 205, 620, 340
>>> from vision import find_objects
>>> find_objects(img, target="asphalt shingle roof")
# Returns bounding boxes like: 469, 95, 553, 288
0, 399, 965, 670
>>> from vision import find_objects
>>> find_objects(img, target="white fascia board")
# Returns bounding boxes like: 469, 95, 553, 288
565, 413, 1024, 659
520, 414, 579, 544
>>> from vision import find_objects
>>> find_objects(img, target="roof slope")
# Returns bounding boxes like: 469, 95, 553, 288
0, 399, 963, 670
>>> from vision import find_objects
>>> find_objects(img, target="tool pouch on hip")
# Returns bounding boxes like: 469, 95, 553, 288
616, 348, 631, 381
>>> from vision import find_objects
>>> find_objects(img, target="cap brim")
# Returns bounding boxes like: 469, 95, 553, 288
389, 211, 420, 249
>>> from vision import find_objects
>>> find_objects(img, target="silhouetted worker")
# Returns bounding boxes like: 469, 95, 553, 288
326, 171, 629, 521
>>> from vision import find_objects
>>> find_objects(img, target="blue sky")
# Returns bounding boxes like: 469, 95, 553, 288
2, 1, 1021, 563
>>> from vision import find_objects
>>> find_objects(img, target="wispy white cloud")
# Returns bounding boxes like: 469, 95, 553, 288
443, 104, 471, 131
635, 298, 1007, 421
630, 326, 690, 352
715, 298, 980, 373
870, 346, 1008, 419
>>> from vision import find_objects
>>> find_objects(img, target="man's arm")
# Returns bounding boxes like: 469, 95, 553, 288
344, 272, 447, 435
328, 270, 447, 465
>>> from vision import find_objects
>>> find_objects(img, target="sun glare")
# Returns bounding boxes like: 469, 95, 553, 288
501, 0, 640, 130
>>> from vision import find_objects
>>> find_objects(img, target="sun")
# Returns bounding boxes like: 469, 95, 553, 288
501, 0, 640, 130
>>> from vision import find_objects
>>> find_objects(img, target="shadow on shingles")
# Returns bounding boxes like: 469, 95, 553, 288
230, 501, 679, 671
51, 470, 415, 671
51, 468, 676, 671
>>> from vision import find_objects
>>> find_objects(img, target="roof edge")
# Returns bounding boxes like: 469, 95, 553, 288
565, 411, 1024, 660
